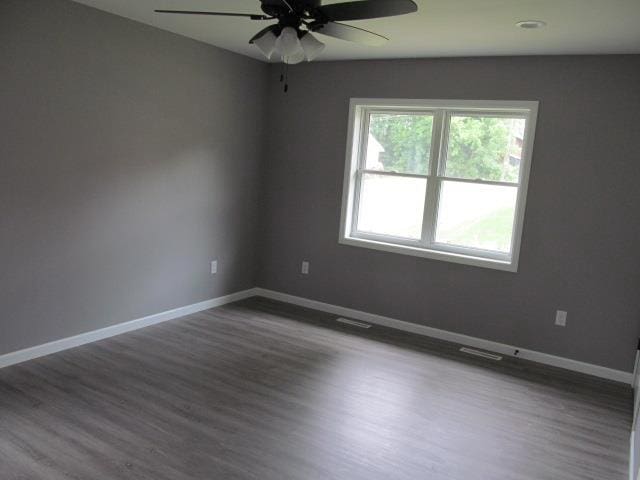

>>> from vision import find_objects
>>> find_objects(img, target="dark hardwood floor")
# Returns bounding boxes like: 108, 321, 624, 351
0, 297, 632, 479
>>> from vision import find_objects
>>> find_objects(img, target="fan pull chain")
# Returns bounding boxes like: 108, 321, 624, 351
284, 62, 289, 93
280, 63, 289, 93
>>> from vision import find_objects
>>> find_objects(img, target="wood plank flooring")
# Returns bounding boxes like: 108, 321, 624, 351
0, 297, 632, 479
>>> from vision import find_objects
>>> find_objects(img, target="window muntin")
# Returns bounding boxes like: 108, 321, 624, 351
340, 99, 538, 272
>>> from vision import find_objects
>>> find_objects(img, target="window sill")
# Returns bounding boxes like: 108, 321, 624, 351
339, 236, 518, 272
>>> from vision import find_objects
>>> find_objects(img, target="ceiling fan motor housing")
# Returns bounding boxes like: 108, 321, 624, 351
260, 0, 321, 13
260, 0, 322, 18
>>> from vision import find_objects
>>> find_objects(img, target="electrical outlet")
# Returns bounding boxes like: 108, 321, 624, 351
555, 310, 567, 327
211, 260, 218, 275
301, 261, 310, 275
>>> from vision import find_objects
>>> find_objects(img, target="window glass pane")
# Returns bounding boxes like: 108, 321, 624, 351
357, 173, 426, 239
435, 181, 517, 253
365, 113, 433, 175
444, 116, 526, 183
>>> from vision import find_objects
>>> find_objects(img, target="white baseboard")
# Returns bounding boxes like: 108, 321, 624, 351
0, 288, 258, 370
253, 288, 633, 385
1, 286, 632, 385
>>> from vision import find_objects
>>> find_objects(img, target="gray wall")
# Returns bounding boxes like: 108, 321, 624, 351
0, 0, 267, 355
2, 0, 639, 374
258, 56, 640, 372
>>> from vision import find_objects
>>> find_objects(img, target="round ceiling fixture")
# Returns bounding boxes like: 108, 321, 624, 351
516, 20, 547, 29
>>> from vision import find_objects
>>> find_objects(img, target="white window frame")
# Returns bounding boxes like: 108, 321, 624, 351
339, 98, 539, 272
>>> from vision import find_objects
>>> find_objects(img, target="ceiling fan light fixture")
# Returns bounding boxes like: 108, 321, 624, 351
275, 26, 303, 58
300, 32, 325, 61
254, 30, 278, 59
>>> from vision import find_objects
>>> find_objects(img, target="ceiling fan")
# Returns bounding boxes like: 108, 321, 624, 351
155, 0, 418, 64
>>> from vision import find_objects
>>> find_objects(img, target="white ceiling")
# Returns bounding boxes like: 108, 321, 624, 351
72, 0, 640, 61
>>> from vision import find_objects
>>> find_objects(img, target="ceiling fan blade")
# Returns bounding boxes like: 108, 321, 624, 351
249, 25, 278, 44
317, 0, 417, 22
154, 10, 270, 20
312, 22, 388, 46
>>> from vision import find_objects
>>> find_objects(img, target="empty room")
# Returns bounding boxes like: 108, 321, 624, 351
2, 0, 640, 478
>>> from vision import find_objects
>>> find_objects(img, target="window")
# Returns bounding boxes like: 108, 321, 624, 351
339, 99, 539, 272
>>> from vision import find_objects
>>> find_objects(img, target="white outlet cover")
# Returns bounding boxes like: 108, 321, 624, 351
555, 310, 567, 326
211, 260, 218, 275
301, 261, 309, 275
